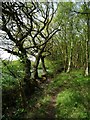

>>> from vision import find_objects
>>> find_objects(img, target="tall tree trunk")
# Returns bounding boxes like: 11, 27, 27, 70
67, 41, 73, 73
18, 57, 31, 105
64, 24, 68, 71
19, 46, 33, 96
19, 80, 27, 108
67, 18, 73, 73
41, 55, 47, 76
23, 58, 32, 96
85, 14, 90, 76
85, 39, 89, 76
64, 44, 68, 71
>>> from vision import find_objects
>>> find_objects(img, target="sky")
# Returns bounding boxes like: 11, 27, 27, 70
0, 30, 18, 61
0, 49, 36, 61
0, 50, 19, 61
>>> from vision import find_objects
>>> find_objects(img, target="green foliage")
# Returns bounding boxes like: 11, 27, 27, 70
27, 93, 51, 118
26, 69, 90, 119
34, 59, 55, 77
2, 60, 26, 120
2, 2, 90, 120
47, 72, 70, 93
2, 60, 24, 89
33, 95, 51, 116
40, 95, 51, 108
56, 89, 88, 118
2, 59, 90, 119
44, 59, 55, 76
55, 70, 90, 119
2, 108, 26, 120
12, 108, 26, 120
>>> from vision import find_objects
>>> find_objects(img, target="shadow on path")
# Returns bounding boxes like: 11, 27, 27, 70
44, 86, 64, 119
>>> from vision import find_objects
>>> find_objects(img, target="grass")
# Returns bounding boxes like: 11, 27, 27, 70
55, 70, 90, 119
56, 89, 88, 118
27, 94, 51, 118
2, 59, 90, 119
25, 69, 90, 119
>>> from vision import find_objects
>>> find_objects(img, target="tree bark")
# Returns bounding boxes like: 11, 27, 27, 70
24, 58, 31, 94
33, 44, 46, 80
33, 55, 40, 80
67, 41, 73, 73
19, 81, 27, 108
67, 18, 73, 73
41, 55, 47, 76
64, 44, 68, 71
85, 14, 90, 76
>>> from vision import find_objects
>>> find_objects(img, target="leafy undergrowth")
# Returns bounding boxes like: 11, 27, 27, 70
24, 70, 90, 119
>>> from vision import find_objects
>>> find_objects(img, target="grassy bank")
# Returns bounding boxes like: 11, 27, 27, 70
25, 70, 90, 119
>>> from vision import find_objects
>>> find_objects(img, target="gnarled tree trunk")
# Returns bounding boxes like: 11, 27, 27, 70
23, 58, 32, 96
33, 44, 46, 80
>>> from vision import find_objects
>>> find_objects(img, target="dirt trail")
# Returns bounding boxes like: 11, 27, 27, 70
44, 87, 64, 119
45, 95, 57, 118
26, 78, 65, 119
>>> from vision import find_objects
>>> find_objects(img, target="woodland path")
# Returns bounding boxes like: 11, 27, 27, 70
26, 77, 65, 119
44, 86, 64, 119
